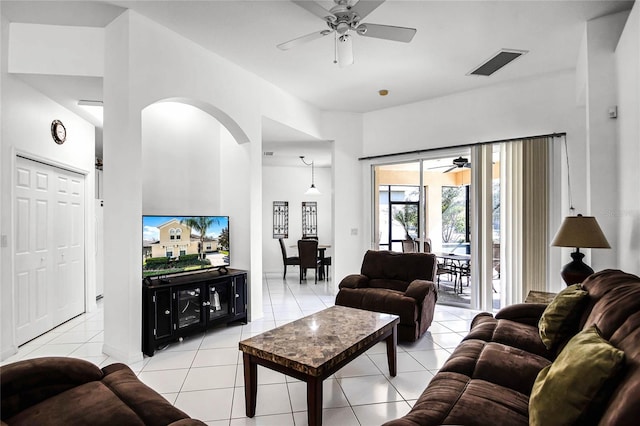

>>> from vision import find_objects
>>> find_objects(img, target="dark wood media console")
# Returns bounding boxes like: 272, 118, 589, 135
142, 268, 248, 356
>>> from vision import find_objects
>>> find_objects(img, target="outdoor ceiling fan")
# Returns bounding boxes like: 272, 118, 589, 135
443, 156, 471, 173
277, 0, 417, 67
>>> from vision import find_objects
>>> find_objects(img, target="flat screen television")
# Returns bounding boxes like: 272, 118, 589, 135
142, 215, 229, 278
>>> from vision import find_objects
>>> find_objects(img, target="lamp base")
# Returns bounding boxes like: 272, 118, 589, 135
560, 251, 594, 286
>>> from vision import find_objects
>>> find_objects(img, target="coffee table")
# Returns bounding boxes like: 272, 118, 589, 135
238, 305, 400, 426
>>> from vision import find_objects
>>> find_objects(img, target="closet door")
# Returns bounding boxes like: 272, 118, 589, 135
14, 157, 85, 345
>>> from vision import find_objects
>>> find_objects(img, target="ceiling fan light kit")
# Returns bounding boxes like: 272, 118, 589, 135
278, 0, 417, 67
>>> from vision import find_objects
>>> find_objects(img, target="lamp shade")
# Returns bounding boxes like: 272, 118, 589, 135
305, 184, 321, 196
551, 215, 610, 249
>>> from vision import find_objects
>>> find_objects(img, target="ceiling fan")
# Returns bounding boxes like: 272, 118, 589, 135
443, 156, 471, 173
277, 0, 417, 67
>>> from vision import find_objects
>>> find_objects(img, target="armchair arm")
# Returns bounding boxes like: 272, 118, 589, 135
338, 274, 370, 289
404, 279, 437, 302
1, 357, 103, 420
495, 303, 548, 327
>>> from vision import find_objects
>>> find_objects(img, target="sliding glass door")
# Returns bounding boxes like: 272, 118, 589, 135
373, 154, 477, 308
370, 137, 558, 311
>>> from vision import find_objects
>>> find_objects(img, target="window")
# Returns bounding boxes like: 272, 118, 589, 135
176, 229, 182, 240
378, 185, 420, 252
441, 185, 470, 253
302, 201, 318, 238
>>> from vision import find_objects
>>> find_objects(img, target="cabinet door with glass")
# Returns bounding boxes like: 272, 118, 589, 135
207, 281, 231, 321
175, 286, 205, 330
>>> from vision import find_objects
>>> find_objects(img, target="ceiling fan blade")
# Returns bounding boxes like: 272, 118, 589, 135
443, 166, 457, 173
357, 23, 416, 43
277, 30, 332, 51
292, 0, 334, 21
351, 0, 386, 20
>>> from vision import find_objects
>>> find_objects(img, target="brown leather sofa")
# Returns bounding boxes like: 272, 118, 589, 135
384, 269, 640, 426
0, 357, 206, 425
335, 250, 438, 342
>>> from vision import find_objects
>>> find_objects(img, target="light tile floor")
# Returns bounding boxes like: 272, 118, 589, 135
2, 272, 480, 425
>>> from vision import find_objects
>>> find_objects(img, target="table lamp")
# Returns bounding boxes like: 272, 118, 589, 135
551, 214, 610, 285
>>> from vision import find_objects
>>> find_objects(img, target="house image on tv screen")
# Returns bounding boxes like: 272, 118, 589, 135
143, 216, 229, 278
150, 219, 218, 258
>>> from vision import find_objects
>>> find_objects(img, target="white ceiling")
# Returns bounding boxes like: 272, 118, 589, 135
1, 0, 634, 165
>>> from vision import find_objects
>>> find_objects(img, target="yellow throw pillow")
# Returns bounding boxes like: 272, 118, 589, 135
529, 325, 625, 426
538, 283, 588, 350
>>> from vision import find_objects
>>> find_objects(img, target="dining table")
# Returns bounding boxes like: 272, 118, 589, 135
434, 252, 471, 293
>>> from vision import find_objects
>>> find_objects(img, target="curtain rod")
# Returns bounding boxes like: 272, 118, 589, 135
358, 132, 566, 161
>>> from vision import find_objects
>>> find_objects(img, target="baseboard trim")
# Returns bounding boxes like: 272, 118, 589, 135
102, 343, 144, 365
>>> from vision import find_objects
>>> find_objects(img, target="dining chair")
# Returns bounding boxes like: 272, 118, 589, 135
321, 255, 331, 279
278, 238, 300, 279
298, 239, 321, 284
402, 239, 417, 253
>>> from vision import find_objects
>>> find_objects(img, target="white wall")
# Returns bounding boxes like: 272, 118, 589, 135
1, 17, 96, 359
615, 2, 640, 273
8, 23, 103, 77
262, 165, 332, 273
323, 112, 366, 282
583, 11, 630, 273
102, 11, 326, 360
142, 102, 222, 214
360, 71, 584, 290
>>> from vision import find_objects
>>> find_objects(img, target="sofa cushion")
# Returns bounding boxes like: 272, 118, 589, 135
383, 372, 530, 426
0, 357, 104, 419
538, 283, 588, 351
464, 314, 553, 359
439, 339, 550, 396
360, 250, 436, 283
529, 325, 625, 426
6, 381, 146, 426
335, 287, 417, 325
101, 363, 193, 425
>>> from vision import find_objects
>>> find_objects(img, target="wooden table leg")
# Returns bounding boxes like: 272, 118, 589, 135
307, 377, 323, 426
243, 353, 257, 417
386, 325, 397, 377
318, 248, 325, 281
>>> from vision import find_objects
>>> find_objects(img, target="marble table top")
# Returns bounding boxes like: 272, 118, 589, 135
239, 305, 399, 377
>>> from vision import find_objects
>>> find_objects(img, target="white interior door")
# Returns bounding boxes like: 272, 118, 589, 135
14, 157, 85, 345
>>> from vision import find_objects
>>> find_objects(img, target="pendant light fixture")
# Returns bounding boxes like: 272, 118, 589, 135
300, 156, 321, 195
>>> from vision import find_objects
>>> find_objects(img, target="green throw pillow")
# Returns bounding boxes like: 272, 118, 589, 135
529, 325, 625, 426
538, 283, 588, 350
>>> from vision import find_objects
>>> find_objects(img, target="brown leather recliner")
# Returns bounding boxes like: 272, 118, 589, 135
335, 250, 438, 342
1, 357, 206, 425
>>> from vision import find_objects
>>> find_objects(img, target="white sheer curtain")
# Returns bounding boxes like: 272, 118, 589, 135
470, 144, 495, 311
500, 138, 551, 306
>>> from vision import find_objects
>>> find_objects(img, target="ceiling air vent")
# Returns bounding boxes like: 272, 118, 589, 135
263, 151, 274, 156
468, 49, 528, 76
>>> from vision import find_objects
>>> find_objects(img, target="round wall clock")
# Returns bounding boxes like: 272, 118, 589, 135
51, 119, 66, 144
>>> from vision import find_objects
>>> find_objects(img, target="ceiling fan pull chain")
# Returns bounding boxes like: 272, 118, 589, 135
333, 32, 338, 64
